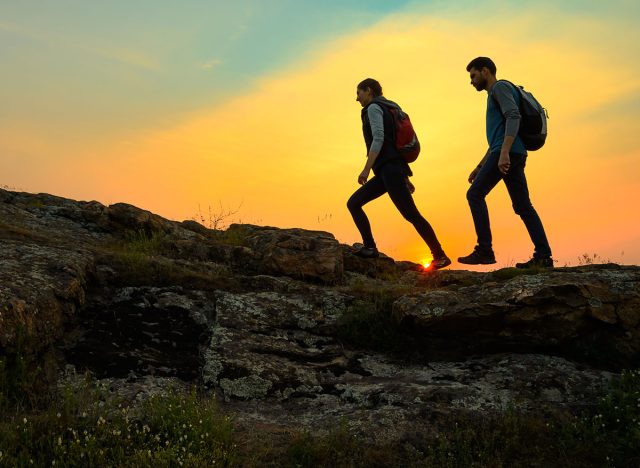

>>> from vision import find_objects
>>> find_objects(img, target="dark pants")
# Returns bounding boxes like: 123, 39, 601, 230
466, 151, 551, 257
347, 160, 445, 257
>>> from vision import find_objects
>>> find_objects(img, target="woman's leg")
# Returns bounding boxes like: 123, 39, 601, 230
347, 176, 387, 248
381, 164, 445, 258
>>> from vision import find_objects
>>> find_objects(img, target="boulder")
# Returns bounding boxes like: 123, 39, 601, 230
225, 224, 344, 284
392, 265, 640, 368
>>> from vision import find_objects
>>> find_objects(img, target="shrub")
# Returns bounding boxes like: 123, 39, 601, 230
0, 378, 236, 467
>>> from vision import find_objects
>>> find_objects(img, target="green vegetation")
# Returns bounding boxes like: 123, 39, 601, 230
0, 377, 236, 467
193, 202, 242, 231
94, 229, 239, 290
336, 277, 428, 357
1, 370, 638, 466
0, 324, 50, 412
250, 370, 640, 467
0, 221, 49, 243
577, 252, 612, 265
104, 250, 215, 287
120, 229, 169, 256
338, 291, 413, 354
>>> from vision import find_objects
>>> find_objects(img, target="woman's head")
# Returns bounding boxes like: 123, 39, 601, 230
356, 78, 382, 107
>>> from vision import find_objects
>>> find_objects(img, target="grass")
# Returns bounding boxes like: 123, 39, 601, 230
93, 228, 241, 290
337, 280, 423, 356
0, 221, 50, 243
0, 368, 638, 466
577, 252, 612, 266
120, 229, 169, 255
0, 376, 236, 467
247, 370, 640, 467
0, 324, 53, 413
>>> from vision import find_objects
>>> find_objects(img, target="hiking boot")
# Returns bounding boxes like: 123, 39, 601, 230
429, 255, 452, 270
457, 247, 496, 265
515, 256, 554, 269
353, 246, 379, 258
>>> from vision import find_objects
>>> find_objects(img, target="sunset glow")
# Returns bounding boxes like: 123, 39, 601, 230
2, 1, 639, 269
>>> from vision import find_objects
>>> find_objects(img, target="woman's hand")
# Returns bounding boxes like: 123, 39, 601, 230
468, 166, 481, 184
358, 168, 370, 185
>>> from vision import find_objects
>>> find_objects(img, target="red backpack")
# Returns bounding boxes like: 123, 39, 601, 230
382, 105, 421, 163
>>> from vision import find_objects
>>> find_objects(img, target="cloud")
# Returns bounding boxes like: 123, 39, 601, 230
0, 20, 160, 71
199, 59, 223, 70
6, 4, 640, 265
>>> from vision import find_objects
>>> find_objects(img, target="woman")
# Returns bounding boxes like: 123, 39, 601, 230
347, 78, 450, 269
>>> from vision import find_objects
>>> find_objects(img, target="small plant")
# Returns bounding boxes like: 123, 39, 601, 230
337, 284, 420, 355
287, 421, 365, 467
193, 202, 242, 231
577, 369, 640, 466
577, 252, 611, 265
0, 325, 47, 412
316, 213, 333, 228
121, 229, 168, 255
0, 378, 237, 467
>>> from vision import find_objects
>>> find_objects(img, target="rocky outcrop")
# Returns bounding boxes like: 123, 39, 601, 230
1, 187, 638, 441
393, 266, 640, 368
222, 224, 344, 284
62, 286, 216, 380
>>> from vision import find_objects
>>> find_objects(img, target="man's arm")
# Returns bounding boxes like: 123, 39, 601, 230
358, 104, 384, 184
493, 81, 521, 174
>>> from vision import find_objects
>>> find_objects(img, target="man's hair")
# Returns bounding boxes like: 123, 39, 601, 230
357, 78, 383, 97
466, 57, 497, 75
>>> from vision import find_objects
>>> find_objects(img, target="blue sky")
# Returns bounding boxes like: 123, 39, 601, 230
2, 0, 638, 140
1, 1, 418, 139
1, 1, 639, 266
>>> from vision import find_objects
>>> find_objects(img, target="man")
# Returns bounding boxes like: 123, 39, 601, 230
458, 57, 553, 268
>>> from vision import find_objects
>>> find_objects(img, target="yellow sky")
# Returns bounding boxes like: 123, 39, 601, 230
4, 7, 640, 267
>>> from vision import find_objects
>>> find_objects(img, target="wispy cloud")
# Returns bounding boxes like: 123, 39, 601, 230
92, 46, 161, 71
199, 59, 222, 70
0, 20, 160, 71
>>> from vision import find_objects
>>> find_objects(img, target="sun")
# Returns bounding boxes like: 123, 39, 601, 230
421, 258, 432, 269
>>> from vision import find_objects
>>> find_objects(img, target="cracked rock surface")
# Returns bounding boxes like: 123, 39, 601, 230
1, 187, 637, 441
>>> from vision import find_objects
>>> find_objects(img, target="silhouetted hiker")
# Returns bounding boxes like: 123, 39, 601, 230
347, 78, 451, 269
458, 57, 553, 268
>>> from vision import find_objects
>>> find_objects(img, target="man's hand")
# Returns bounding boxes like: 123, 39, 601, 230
498, 151, 511, 175
468, 166, 481, 184
358, 168, 370, 185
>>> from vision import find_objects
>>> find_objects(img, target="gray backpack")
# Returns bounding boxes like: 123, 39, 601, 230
497, 80, 548, 151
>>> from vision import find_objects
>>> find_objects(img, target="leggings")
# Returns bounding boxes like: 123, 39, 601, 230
347, 161, 444, 257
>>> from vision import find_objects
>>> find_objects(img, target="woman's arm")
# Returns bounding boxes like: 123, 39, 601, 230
359, 104, 384, 184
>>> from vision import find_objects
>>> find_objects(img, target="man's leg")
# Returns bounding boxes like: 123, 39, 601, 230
503, 153, 552, 258
347, 176, 387, 248
466, 152, 503, 252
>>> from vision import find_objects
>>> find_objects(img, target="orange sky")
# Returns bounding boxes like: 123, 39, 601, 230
2, 4, 639, 269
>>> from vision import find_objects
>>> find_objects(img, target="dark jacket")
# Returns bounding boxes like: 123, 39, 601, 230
361, 97, 411, 175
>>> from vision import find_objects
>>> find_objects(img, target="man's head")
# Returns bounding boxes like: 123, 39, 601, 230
466, 57, 497, 92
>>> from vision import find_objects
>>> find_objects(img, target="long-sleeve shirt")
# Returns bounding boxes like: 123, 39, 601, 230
361, 97, 410, 174
366, 103, 385, 154
486, 80, 527, 155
